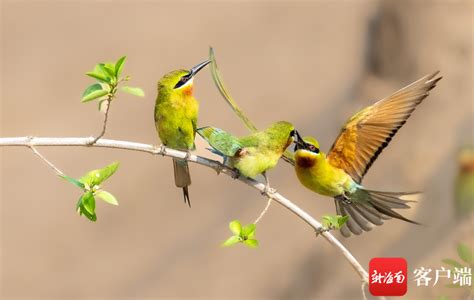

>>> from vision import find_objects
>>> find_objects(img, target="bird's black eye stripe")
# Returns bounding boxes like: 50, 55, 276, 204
307, 144, 320, 154
180, 75, 190, 83
173, 73, 192, 89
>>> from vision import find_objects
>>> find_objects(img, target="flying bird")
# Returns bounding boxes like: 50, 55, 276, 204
293, 72, 442, 237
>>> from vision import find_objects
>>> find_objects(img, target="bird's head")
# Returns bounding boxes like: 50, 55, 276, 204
265, 121, 296, 151
158, 59, 211, 96
293, 131, 324, 168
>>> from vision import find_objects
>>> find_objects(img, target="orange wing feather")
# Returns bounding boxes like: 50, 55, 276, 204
327, 72, 442, 183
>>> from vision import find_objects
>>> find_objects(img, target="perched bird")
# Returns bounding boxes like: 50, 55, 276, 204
197, 121, 295, 190
155, 59, 211, 206
293, 72, 442, 237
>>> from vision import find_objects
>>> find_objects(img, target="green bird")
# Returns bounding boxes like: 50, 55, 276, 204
197, 121, 296, 190
155, 59, 211, 206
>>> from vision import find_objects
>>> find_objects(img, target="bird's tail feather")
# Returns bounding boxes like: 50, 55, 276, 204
173, 158, 191, 207
335, 189, 420, 237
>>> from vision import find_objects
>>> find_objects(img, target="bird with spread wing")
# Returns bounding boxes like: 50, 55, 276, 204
293, 72, 442, 237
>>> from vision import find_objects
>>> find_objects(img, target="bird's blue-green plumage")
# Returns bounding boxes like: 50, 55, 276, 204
197, 127, 242, 157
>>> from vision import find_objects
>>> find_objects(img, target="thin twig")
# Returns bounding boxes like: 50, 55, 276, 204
0, 136, 369, 283
89, 98, 111, 144
29, 145, 65, 176
361, 281, 368, 300
254, 197, 272, 224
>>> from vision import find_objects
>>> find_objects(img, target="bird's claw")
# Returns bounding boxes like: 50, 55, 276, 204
158, 144, 167, 156
215, 165, 223, 175
336, 193, 352, 205
184, 150, 192, 161
231, 169, 240, 179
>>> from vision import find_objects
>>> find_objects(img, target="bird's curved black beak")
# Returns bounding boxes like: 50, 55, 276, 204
189, 59, 211, 78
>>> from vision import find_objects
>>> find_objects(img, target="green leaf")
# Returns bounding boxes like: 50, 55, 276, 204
79, 205, 97, 222
457, 243, 473, 264
98, 63, 116, 79
438, 295, 449, 300
121, 86, 145, 97
336, 215, 349, 229
322, 215, 348, 229
76, 195, 83, 211
81, 192, 95, 215
243, 239, 259, 248
322, 215, 337, 228
322, 216, 335, 228
95, 190, 118, 205
229, 220, 242, 235
59, 175, 85, 189
86, 71, 110, 84
115, 56, 126, 77
81, 88, 109, 103
79, 162, 120, 187
105, 63, 116, 76
442, 258, 464, 269
82, 83, 103, 98
241, 224, 256, 239
221, 235, 241, 247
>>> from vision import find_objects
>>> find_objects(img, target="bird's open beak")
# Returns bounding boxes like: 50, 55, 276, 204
293, 130, 307, 151
189, 59, 211, 78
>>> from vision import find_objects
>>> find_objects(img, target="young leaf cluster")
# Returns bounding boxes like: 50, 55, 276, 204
60, 162, 120, 221
321, 215, 349, 230
222, 220, 259, 248
81, 56, 144, 110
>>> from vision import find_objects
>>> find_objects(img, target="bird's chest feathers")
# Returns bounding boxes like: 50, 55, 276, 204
296, 159, 350, 196
165, 94, 198, 116
232, 148, 279, 179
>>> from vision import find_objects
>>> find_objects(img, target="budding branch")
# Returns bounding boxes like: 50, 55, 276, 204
0, 136, 369, 284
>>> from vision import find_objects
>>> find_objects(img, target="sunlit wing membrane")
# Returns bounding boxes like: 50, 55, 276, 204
327, 72, 442, 183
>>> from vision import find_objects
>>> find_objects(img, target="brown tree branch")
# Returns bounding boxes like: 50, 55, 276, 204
0, 136, 369, 284
89, 98, 112, 144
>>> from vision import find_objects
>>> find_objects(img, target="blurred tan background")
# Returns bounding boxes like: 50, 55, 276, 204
1, 0, 473, 299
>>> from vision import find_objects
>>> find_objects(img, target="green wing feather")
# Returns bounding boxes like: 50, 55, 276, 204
197, 127, 242, 157
209, 47, 295, 165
